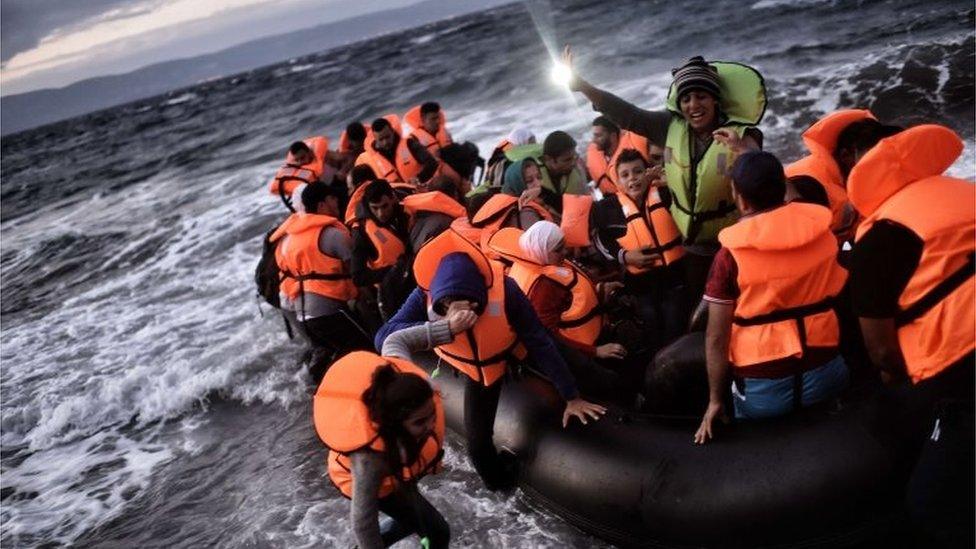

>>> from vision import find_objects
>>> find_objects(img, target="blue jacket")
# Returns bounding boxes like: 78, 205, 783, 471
375, 253, 579, 400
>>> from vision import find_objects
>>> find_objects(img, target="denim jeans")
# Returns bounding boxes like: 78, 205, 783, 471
732, 354, 849, 419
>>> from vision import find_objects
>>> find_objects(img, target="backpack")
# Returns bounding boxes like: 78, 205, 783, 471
255, 225, 282, 308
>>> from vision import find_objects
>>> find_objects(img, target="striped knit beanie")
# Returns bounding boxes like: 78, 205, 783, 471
671, 56, 721, 100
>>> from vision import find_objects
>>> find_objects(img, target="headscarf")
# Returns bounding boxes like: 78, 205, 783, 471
507, 127, 536, 146
502, 158, 536, 196
518, 220, 564, 265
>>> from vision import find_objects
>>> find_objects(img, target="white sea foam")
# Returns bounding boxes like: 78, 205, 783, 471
162, 92, 198, 106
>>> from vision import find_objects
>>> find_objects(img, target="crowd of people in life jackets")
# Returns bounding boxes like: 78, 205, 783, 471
256, 46, 974, 549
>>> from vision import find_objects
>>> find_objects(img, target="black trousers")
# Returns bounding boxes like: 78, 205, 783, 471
378, 485, 450, 549
553, 337, 631, 406
462, 377, 515, 490
681, 250, 716, 309
887, 356, 976, 548
300, 309, 374, 381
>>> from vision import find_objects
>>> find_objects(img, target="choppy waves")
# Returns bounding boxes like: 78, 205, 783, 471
1, 0, 973, 545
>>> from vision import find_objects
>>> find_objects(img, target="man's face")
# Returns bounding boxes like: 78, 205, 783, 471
368, 194, 397, 224
591, 125, 614, 153
679, 90, 718, 133
421, 112, 440, 134
349, 138, 365, 155
544, 149, 577, 178
617, 159, 648, 200
373, 126, 396, 154
648, 144, 665, 168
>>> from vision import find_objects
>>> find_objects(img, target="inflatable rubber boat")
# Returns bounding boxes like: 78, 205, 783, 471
416, 349, 911, 548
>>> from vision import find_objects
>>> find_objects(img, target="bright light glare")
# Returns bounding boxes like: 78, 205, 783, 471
550, 62, 572, 87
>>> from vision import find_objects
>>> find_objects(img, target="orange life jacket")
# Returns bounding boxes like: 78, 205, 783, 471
785, 110, 876, 238
270, 213, 357, 302
413, 229, 524, 385
488, 228, 602, 346
314, 351, 445, 498
450, 216, 483, 245
471, 194, 552, 253
362, 218, 407, 271
849, 124, 975, 383
585, 131, 650, 194
356, 139, 423, 184
719, 202, 848, 369
616, 189, 684, 273
269, 136, 329, 211
355, 190, 464, 270
404, 105, 453, 156
401, 191, 467, 221
560, 194, 593, 248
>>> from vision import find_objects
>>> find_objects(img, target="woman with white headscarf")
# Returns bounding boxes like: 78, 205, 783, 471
505, 222, 632, 404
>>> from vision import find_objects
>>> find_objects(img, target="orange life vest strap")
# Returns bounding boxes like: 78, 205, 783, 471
557, 305, 603, 329
732, 295, 836, 326
275, 165, 317, 213
896, 251, 975, 328
623, 204, 684, 256
437, 337, 521, 369
280, 270, 351, 282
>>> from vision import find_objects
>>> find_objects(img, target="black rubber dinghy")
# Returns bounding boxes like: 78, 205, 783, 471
416, 351, 912, 548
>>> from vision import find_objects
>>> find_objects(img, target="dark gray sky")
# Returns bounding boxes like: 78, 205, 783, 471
0, 0, 426, 94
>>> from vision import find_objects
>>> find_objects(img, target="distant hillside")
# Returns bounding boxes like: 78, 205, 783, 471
0, 0, 512, 136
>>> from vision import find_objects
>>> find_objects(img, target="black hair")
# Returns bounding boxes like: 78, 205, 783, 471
466, 188, 497, 222
440, 141, 482, 181
349, 164, 377, 188
420, 102, 441, 116
543, 130, 577, 158
787, 175, 830, 208
345, 122, 367, 142
364, 179, 395, 205
427, 175, 460, 201
289, 141, 312, 157
731, 152, 786, 211
592, 116, 620, 135
371, 117, 393, 132
361, 365, 434, 476
614, 148, 647, 170
301, 181, 344, 212
834, 119, 902, 155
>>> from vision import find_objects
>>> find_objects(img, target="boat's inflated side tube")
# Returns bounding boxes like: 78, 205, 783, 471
416, 351, 910, 548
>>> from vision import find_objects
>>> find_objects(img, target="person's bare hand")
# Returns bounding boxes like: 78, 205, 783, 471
518, 186, 542, 209
643, 165, 667, 188
712, 129, 747, 154
562, 398, 607, 427
693, 400, 729, 444
595, 343, 627, 360
561, 45, 582, 91
446, 309, 478, 334
596, 281, 623, 301
624, 248, 660, 269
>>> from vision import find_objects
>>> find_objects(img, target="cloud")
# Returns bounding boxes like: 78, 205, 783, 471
0, 0, 283, 85
0, 0, 135, 63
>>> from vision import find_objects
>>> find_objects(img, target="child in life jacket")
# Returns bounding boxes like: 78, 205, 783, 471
594, 149, 690, 356
314, 351, 449, 549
